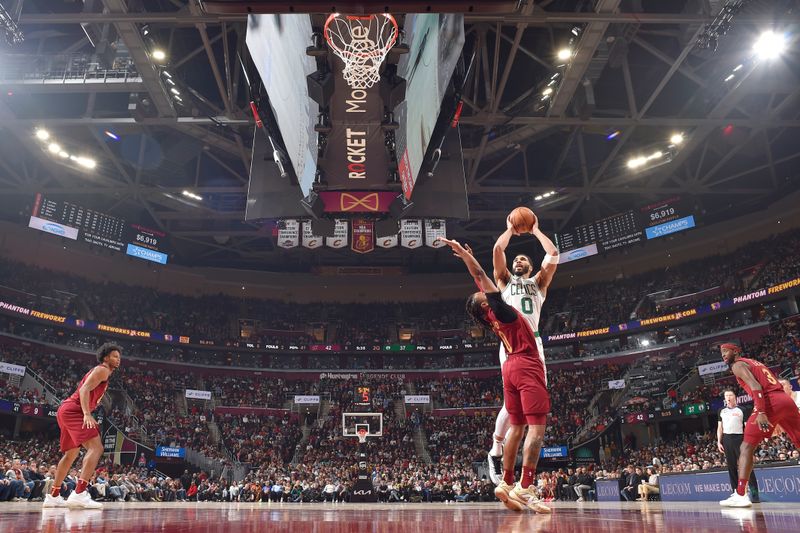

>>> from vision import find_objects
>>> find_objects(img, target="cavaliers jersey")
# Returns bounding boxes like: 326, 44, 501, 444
485, 305, 542, 365
734, 357, 783, 399
61, 365, 109, 412
499, 274, 546, 369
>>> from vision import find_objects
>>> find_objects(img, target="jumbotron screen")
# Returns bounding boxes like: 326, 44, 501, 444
28, 193, 170, 264
555, 197, 696, 264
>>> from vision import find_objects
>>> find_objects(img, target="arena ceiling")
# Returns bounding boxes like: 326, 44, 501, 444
0, 0, 798, 272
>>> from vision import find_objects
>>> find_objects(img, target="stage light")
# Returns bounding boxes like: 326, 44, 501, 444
152, 49, 167, 61
753, 30, 787, 60
75, 157, 96, 169
641, 339, 651, 347
556, 48, 572, 61
670, 133, 684, 145
170, 88, 180, 95
606, 130, 621, 140
627, 157, 645, 169
182, 190, 203, 201
35, 129, 50, 141
542, 87, 553, 97
162, 70, 172, 78
650, 151, 663, 160
733, 64, 743, 72
48, 143, 60, 154
724, 74, 735, 82
165, 78, 176, 86
104, 130, 119, 141
58, 151, 69, 158
534, 195, 543, 201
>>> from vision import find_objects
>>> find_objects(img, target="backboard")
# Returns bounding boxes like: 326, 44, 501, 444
342, 412, 383, 439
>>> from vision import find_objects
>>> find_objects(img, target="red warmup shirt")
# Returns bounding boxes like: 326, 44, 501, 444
61, 365, 109, 411
734, 357, 783, 398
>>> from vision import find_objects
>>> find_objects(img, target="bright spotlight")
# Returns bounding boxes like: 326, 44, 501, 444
534, 195, 543, 201
670, 133, 684, 145
152, 49, 167, 61
58, 151, 69, 158
35, 129, 50, 141
170, 88, 180, 95
542, 87, 553, 96
641, 339, 651, 347
48, 143, 60, 154
627, 157, 645, 169
753, 30, 787, 60
76, 157, 97, 169
556, 48, 572, 61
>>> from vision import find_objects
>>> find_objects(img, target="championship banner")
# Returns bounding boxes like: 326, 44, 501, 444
351, 218, 374, 254
404, 395, 430, 404
294, 395, 320, 404
319, 192, 397, 213
277, 219, 300, 249
424, 219, 446, 248
185, 389, 212, 400
377, 233, 398, 248
400, 219, 423, 249
326, 219, 349, 249
698, 361, 729, 376
0, 362, 26, 376
301, 222, 323, 249
608, 379, 626, 390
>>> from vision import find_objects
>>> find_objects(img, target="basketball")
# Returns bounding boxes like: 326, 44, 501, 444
509, 207, 537, 234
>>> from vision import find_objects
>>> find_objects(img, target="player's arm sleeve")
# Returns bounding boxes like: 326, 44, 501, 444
485, 292, 518, 324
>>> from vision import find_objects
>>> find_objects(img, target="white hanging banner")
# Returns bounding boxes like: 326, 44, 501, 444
698, 361, 730, 376
608, 379, 626, 390
424, 219, 447, 248
377, 234, 398, 248
185, 389, 212, 400
326, 219, 349, 249
277, 220, 300, 249
302, 221, 323, 249
0, 362, 26, 377
294, 395, 321, 404
400, 219, 423, 249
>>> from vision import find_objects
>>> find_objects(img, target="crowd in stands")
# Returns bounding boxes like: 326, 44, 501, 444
1, 228, 797, 350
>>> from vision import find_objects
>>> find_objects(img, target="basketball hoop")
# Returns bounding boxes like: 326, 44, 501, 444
324, 13, 399, 90
356, 427, 368, 444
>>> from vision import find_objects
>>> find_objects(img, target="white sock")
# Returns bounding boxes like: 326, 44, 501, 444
490, 406, 511, 456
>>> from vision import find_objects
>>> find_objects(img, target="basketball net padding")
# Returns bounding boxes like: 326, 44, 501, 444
324, 13, 398, 89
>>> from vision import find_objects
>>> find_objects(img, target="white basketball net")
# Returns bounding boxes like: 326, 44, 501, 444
324, 14, 398, 90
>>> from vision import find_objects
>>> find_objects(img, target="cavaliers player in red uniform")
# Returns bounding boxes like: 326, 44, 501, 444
719, 342, 800, 507
43, 343, 121, 509
437, 236, 550, 513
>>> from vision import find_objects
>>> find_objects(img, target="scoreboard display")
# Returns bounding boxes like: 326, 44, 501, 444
354, 386, 372, 406
556, 197, 696, 264
28, 193, 170, 264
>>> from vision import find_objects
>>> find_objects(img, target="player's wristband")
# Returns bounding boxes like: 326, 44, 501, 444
542, 253, 560, 266
753, 391, 766, 412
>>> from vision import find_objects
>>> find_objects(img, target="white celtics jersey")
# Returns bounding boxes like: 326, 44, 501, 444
498, 274, 546, 372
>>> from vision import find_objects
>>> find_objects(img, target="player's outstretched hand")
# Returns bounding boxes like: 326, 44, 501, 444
436, 237, 471, 259
82, 413, 98, 429
506, 215, 520, 236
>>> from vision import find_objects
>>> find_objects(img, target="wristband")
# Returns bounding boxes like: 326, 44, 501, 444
753, 391, 766, 412
542, 253, 560, 266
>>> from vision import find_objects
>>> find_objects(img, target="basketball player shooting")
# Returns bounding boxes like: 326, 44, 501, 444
718, 343, 800, 507
44, 343, 122, 509
436, 236, 551, 513
487, 208, 559, 487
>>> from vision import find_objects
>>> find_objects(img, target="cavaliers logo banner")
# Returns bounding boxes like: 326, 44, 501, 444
325, 219, 349, 249
277, 219, 300, 249
351, 218, 374, 254
377, 234, 398, 248
424, 219, 447, 248
400, 219, 423, 249
302, 222, 323, 249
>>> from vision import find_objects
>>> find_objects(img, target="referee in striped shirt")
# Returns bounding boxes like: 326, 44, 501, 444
717, 390, 759, 502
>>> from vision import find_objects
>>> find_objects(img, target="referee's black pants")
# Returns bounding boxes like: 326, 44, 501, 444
723, 433, 759, 500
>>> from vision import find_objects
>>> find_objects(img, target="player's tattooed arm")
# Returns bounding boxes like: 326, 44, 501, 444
437, 237, 499, 294
492, 217, 515, 288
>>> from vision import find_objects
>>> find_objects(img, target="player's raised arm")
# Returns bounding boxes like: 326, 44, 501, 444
531, 224, 560, 294
437, 237, 499, 294
493, 217, 516, 288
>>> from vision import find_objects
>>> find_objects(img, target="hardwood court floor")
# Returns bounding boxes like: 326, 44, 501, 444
6, 501, 800, 532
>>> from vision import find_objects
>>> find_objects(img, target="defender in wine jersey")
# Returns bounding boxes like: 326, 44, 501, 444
44, 343, 122, 510
437, 236, 551, 514
487, 215, 559, 486
718, 343, 800, 508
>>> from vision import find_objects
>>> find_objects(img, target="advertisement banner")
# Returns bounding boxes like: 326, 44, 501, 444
325, 219, 349, 249
608, 379, 626, 390
698, 361, 729, 376
301, 222, 324, 249
540, 446, 568, 458
0, 362, 26, 377
185, 389, 212, 400
646, 215, 696, 240
400, 219, 423, 249
126, 243, 168, 265
558, 243, 599, 264
596, 479, 621, 502
377, 234, 399, 249
404, 395, 431, 404
28, 215, 79, 240
424, 219, 447, 248
155, 446, 186, 458
351, 218, 374, 254
277, 219, 300, 249
293, 395, 320, 404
